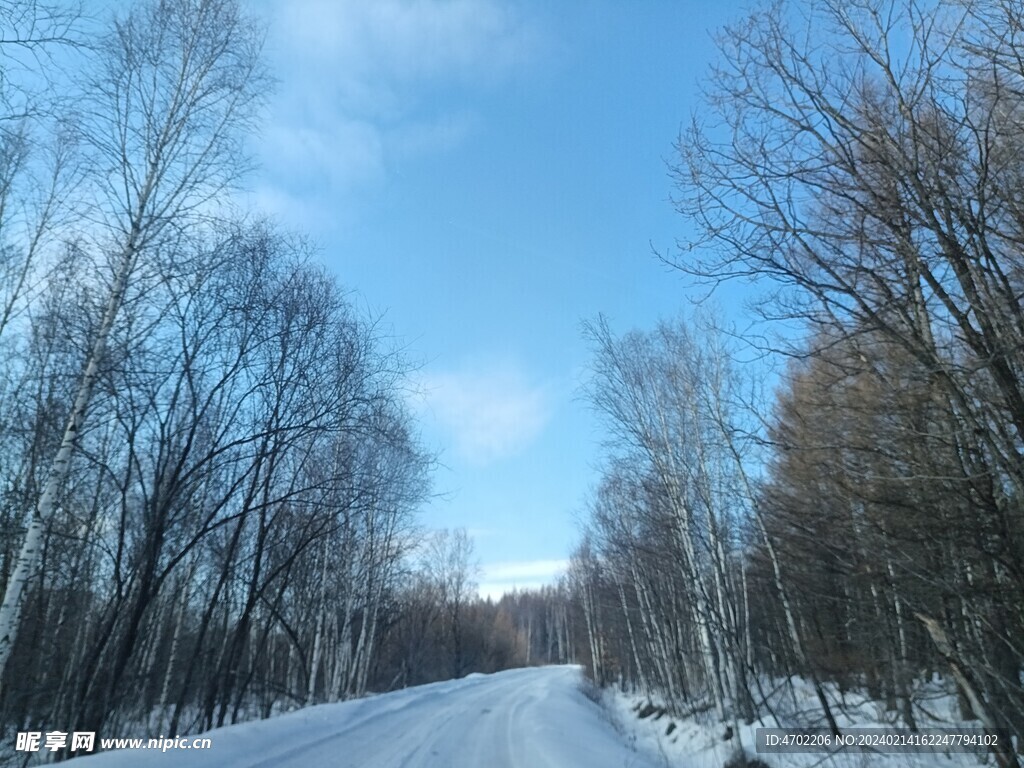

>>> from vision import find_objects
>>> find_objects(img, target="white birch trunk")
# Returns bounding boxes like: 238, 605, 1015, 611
525, 614, 532, 666
306, 609, 325, 706
741, 554, 753, 673
651, 404, 725, 715
355, 598, 379, 697
159, 558, 198, 729
0, 238, 140, 689
616, 579, 646, 693
581, 577, 603, 685
915, 613, 1020, 768
632, 564, 676, 703
306, 542, 330, 706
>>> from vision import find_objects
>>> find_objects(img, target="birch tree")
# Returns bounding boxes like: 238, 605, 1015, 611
423, 529, 479, 679
0, 0, 268, 688
582, 314, 754, 747
668, 0, 1024, 759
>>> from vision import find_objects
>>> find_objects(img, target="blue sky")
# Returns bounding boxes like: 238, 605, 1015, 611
247, 0, 750, 598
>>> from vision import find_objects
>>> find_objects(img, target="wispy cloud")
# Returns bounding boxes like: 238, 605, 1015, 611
421, 360, 551, 465
485, 559, 569, 581
255, 0, 542, 224
278, 0, 537, 94
478, 558, 569, 600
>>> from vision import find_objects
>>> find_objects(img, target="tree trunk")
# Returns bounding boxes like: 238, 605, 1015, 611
915, 612, 1020, 768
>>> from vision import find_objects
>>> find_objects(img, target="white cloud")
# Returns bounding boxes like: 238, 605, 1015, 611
255, 0, 541, 222
385, 111, 479, 161
478, 558, 569, 600
279, 0, 536, 91
422, 361, 551, 465
253, 118, 386, 226
485, 559, 569, 581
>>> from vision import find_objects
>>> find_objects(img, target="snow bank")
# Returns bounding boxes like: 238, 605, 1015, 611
603, 676, 1000, 768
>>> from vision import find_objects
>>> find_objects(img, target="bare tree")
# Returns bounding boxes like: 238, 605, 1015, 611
422, 529, 479, 679
0, 1, 80, 53
668, 2, 1024, 762
0, 0, 268, 691
581, 313, 759, 763
0, 0, 82, 123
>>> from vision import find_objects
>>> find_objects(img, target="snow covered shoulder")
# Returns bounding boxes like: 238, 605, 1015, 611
72, 666, 661, 768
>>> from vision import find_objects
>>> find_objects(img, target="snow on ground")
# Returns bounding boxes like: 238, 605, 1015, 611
603, 675, 998, 768
71, 666, 663, 768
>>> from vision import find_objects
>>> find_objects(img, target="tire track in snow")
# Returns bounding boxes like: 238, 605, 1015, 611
73, 666, 661, 768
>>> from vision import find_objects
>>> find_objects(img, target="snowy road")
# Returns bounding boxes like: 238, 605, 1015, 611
75, 666, 660, 767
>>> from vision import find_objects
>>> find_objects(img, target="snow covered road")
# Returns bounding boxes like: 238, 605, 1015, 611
75, 666, 661, 767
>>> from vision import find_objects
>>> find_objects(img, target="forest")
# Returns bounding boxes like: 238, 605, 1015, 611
568, 1, 1024, 767
0, 0, 1022, 767
0, 0, 571, 754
